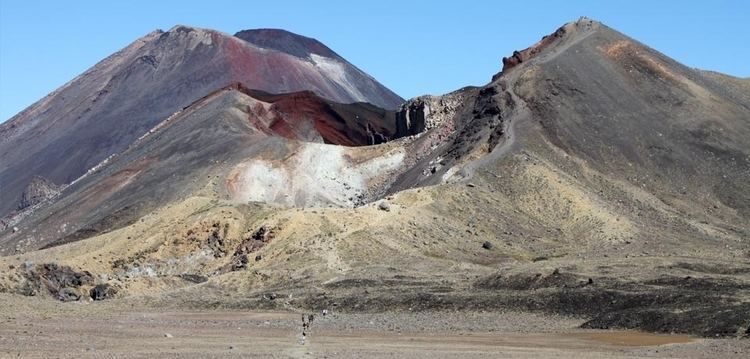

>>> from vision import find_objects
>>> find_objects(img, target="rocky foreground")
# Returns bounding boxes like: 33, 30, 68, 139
2, 293, 749, 358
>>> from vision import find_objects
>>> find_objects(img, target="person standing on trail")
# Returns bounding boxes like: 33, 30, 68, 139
301, 314, 308, 345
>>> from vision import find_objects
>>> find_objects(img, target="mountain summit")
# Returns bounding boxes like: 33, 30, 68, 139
0, 25, 403, 218
234, 28, 341, 59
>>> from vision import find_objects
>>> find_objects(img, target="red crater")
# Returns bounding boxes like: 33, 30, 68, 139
174, 82, 397, 147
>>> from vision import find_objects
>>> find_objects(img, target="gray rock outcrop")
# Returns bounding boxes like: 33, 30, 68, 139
18, 176, 61, 210
395, 91, 469, 137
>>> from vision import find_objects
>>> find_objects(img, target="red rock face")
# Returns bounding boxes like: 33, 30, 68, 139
253, 90, 392, 146
173, 82, 396, 147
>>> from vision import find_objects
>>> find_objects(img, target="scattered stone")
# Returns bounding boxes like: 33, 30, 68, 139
231, 254, 249, 270
57, 287, 81, 302
482, 241, 493, 250
378, 201, 391, 212
467, 182, 476, 187
178, 274, 208, 284
90, 283, 117, 300
164, 333, 173, 338
255, 254, 262, 261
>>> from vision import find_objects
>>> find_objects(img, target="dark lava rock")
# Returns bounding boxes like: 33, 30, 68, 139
178, 274, 208, 284
206, 223, 227, 258
252, 226, 272, 241
23, 263, 93, 290
471, 271, 750, 337
89, 283, 117, 300
19, 262, 95, 301
223, 226, 276, 273
232, 254, 249, 270
325, 278, 380, 289
474, 271, 585, 291
482, 241, 493, 250
581, 303, 750, 338
57, 287, 81, 302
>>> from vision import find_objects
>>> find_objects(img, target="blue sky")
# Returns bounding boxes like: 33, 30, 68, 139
1, 0, 748, 121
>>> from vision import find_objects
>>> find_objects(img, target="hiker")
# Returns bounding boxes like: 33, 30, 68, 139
300, 314, 308, 345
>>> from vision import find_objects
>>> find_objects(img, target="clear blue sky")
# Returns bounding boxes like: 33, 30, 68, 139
1, 0, 748, 121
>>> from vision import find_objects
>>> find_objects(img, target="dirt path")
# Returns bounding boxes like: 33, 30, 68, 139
1, 302, 747, 358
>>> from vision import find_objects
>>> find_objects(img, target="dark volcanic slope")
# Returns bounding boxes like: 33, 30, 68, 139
387, 18, 750, 226
510, 20, 750, 220
0, 85, 397, 253
0, 26, 403, 218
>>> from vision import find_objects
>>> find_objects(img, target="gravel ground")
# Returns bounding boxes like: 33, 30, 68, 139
1, 294, 748, 358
